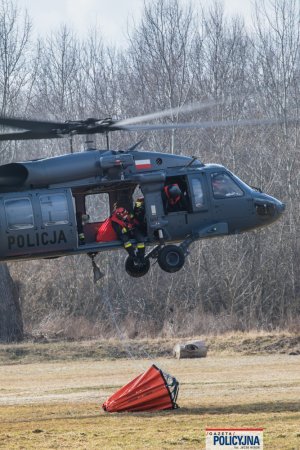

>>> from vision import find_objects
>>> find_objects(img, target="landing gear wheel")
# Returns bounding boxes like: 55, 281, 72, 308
125, 256, 150, 277
157, 245, 185, 273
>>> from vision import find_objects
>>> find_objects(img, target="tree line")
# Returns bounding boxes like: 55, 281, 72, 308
0, 0, 299, 341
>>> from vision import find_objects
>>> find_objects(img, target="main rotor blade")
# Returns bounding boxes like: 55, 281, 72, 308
116, 100, 219, 127
0, 116, 66, 132
121, 116, 299, 132
0, 131, 64, 141
0, 116, 121, 140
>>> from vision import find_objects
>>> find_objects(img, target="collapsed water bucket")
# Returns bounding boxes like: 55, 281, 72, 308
102, 364, 179, 412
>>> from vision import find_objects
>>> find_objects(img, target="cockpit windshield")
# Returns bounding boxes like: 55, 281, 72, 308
211, 173, 244, 198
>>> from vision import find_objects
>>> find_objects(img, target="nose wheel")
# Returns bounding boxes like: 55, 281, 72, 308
125, 237, 191, 277
157, 245, 185, 273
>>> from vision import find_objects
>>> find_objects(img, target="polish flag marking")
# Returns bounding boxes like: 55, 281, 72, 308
135, 159, 152, 169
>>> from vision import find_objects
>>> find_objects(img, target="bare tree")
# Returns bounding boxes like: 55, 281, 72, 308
0, 0, 32, 341
122, 0, 195, 153
33, 25, 81, 119
0, 0, 31, 115
6, 0, 300, 338
81, 29, 120, 117
0, 265, 22, 341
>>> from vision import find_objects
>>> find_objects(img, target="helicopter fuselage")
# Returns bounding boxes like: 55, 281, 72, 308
0, 149, 285, 266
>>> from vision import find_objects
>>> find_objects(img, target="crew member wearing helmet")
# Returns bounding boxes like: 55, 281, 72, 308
211, 174, 232, 197
96, 206, 146, 263
131, 197, 147, 261
110, 207, 136, 258
163, 183, 187, 212
132, 197, 147, 234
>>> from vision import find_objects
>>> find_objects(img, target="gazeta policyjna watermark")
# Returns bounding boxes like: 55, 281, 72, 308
206, 428, 263, 449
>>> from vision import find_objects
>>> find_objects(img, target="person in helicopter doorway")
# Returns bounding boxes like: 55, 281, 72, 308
111, 206, 146, 265
76, 211, 90, 245
163, 183, 188, 212
131, 197, 147, 234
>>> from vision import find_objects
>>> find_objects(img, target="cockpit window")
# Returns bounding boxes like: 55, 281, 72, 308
211, 173, 244, 198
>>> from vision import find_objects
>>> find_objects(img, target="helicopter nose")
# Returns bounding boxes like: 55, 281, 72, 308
277, 201, 285, 214
273, 199, 285, 219
254, 196, 285, 223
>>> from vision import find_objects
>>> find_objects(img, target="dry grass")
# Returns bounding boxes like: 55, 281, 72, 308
0, 331, 299, 365
0, 353, 299, 449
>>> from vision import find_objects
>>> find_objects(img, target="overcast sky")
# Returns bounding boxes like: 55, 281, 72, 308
20, 0, 254, 46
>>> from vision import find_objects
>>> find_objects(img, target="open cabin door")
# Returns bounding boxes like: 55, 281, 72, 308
73, 185, 136, 246
159, 173, 211, 240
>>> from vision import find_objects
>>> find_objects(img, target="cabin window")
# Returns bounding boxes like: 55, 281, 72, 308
5, 197, 34, 229
190, 176, 205, 209
40, 193, 69, 225
211, 173, 244, 198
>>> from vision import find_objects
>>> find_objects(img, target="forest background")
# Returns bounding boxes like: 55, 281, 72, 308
0, 0, 299, 342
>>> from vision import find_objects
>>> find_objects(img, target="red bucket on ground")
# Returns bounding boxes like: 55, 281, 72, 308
102, 364, 179, 412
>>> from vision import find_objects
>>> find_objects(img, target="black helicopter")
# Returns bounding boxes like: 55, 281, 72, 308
0, 107, 285, 281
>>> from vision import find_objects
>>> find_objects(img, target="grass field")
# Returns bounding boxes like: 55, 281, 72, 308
0, 337, 299, 449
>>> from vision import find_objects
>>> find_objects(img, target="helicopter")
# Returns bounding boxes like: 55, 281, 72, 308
0, 106, 285, 281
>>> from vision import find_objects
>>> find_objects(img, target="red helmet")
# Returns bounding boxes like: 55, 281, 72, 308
167, 184, 181, 198
115, 207, 129, 220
